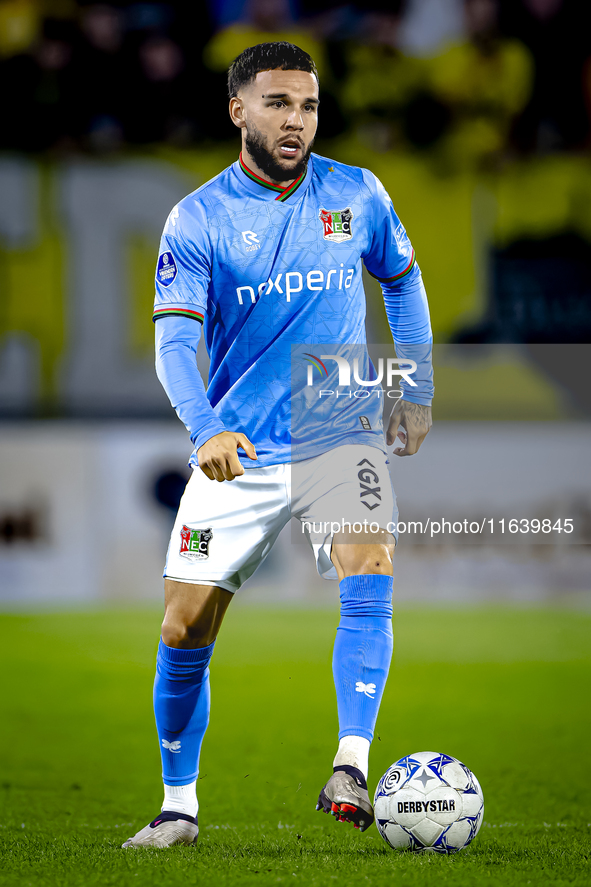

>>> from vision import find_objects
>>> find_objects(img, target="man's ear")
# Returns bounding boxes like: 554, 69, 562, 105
229, 97, 246, 129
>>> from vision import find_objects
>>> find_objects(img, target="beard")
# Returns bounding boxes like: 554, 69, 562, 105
245, 123, 314, 184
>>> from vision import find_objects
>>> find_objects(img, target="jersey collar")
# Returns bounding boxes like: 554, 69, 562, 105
235, 152, 312, 203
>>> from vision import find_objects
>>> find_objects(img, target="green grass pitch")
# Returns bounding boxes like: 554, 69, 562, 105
0, 605, 589, 887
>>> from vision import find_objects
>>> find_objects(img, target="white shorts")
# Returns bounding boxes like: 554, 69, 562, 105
164, 444, 397, 593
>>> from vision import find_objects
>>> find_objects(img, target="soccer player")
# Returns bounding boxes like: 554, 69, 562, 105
123, 41, 433, 849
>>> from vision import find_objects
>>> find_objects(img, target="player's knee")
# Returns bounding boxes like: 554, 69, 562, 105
352, 554, 392, 577
336, 543, 394, 578
161, 613, 216, 649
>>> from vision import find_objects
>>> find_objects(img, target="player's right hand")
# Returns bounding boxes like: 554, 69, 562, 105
197, 431, 257, 482
386, 399, 432, 456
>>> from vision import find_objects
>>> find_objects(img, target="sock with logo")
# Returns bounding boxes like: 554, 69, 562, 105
153, 639, 214, 811
332, 574, 393, 745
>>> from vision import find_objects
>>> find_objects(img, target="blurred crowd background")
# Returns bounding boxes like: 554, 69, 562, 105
1, 0, 591, 417
0, 0, 590, 605
1, 0, 589, 160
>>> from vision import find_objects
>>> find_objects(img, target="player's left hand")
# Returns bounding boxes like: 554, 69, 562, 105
386, 399, 432, 457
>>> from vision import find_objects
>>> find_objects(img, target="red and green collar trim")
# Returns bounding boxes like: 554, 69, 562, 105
239, 153, 306, 202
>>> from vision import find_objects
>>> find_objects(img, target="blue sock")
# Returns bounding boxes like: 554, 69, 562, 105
333, 574, 393, 743
153, 639, 214, 786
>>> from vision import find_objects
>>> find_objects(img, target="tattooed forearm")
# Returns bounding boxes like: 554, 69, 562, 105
400, 401, 432, 433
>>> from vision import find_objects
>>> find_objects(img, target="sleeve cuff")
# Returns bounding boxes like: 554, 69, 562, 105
192, 421, 227, 452
367, 250, 416, 283
400, 393, 433, 407
153, 306, 204, 323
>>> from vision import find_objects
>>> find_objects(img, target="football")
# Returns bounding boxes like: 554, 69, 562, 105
374, 751, 484, 853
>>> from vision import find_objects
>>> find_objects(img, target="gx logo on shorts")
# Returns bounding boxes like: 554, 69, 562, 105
357, 458, 382, 511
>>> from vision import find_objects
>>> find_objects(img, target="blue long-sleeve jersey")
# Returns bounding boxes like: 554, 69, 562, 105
154, 153, 433, 468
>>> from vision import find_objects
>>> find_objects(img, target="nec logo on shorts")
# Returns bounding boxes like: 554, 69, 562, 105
357, 458, 381, 511
180, 526, 213, 560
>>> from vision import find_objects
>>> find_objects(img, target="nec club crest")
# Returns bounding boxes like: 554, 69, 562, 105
319, 207, 353, 243
180, 525, 213, 560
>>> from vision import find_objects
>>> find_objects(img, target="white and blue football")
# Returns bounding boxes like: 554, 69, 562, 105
374, 751, 484, 853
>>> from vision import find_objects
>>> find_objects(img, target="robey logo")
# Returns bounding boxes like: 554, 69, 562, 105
241, 230, 261, 252
355, 681, 377, 697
